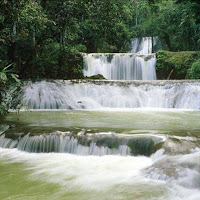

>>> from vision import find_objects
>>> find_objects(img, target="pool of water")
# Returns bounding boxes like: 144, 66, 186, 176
2, 109, 200, 135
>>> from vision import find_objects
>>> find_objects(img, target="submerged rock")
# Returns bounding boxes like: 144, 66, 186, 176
0, 125, 9, 135
145, 149, 200, 189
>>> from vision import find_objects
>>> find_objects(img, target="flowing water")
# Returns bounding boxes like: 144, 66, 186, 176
83, 37, 157, 80
0, 109, 200, 200
129, 37, 161, 54
0, 35, 200, 199
11, 80, 200, 110
129, 37, 153, 54
83, 53, 156, 80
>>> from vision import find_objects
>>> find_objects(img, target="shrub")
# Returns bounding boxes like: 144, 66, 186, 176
156, 50, 200, 79
187, 60, 200, 79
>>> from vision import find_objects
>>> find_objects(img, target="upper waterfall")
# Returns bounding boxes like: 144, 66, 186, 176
129, 37, 160, 54
83, 53, 156, 80
83, 37, 157, 81
130, 37, 152, 54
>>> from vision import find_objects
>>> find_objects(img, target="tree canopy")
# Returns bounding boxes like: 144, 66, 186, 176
0, 0, 199, 79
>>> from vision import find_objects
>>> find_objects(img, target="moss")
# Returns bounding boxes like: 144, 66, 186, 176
128, 138, 156, 156
95, 137, 120, 149
156, 50, 200, 79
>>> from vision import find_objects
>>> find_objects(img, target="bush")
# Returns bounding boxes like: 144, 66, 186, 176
188, 60, 200, 79
0, 62, 21, 115
0, 104, 6, 116
156, 50, 200, 79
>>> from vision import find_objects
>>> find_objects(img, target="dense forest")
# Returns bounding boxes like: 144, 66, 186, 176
0, 0, 199, 80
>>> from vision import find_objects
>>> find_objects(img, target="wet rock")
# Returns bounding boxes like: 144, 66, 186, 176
84, 74, 106, 80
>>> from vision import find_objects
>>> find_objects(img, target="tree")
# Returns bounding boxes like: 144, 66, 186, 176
147, 0, 200, 51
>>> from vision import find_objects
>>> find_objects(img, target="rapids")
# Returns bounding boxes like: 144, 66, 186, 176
0, 109, 200, 199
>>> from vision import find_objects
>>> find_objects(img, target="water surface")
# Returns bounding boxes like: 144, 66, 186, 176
0, 110, 200, 199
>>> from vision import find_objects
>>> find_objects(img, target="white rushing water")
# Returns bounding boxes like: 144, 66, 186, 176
83, 37, 157, 80
0, 132, 164, 156
0, 133, 131, 156
0, 147, 200, 200
18, 80, 200, 110
83, 53, 156, 80
129, 37, 153, 54
129, 37, 161, 54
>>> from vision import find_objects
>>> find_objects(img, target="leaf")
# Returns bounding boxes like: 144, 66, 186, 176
0, 72, 7, 82
10, 74, 21, 84
2, 63, 13, 72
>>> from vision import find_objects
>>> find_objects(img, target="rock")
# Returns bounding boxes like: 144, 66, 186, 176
84, 74, 106, 80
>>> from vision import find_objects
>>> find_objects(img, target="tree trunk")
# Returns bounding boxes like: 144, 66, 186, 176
33, 25, 36, 47
13, 23, 17, 37
135, 2, 138, 25
152, 36, 154, 53
164, 34, 173, 51
60, 28, 66, 49
8, 23, 17, 63
41, 0, 47, 8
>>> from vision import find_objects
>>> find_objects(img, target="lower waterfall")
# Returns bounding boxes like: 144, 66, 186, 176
1, 86, 200, 200
11, 80, 200, 110
0, 132, 163, 156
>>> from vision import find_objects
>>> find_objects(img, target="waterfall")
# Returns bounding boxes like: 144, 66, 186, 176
83, 37, 157, 80
0, 132, 163, 156
0, 134, 18, 149
129, 37, 161, 54
83, 53, 156, 80
9, 80, 200, 110
129, 37, 153, 54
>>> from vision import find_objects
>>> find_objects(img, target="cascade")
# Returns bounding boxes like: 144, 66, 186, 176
13, 80, 200, 110
83, 37, 157, 80
129, 37, 160, 54
0, 132, 163, 156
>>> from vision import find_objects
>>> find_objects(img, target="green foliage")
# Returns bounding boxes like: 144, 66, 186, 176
156, 50, 200, 79
0, 104, 6, 116
32, 42, 84, 79
0, 0, 199, 82
143, 0, 200, 51
57, 48, 84, 80
188, 60, 200, 79
0, 63, 20, 86
0, 62, 21, 115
